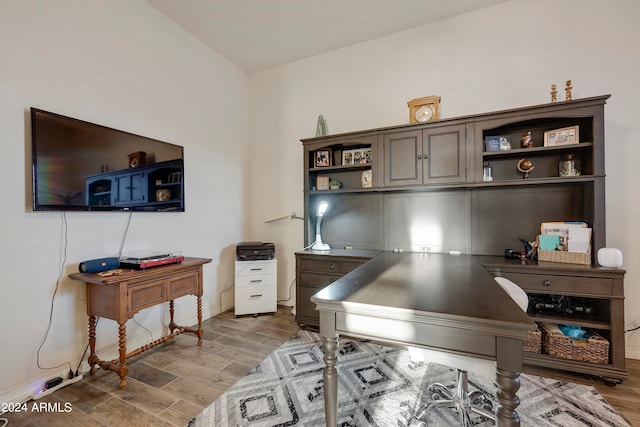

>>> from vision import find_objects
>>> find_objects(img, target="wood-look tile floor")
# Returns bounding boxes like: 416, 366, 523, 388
2, 306, 639, 426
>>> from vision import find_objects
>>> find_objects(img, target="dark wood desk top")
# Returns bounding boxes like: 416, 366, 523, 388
69, 257, 212, 285
311, 252, 535, 336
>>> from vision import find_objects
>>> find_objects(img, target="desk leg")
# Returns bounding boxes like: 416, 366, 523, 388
496, 337, 522, 427
117, 322, 128, 389
321, 334, 339, 426
496, 369, 521, 426
169, 300, 176, 333
88, 315, 97, 375
197, 294, 203, 345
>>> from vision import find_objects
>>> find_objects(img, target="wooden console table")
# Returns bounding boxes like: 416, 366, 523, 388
69, 256, 212, 388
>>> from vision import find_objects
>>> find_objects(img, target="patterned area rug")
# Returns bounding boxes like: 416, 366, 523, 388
188, 330, 629, 426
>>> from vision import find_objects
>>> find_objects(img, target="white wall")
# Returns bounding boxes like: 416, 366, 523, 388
248, 0, 640, 358
0, 1, 248, 401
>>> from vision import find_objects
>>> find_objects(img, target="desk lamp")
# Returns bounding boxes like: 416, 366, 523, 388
311, 201, 330, 251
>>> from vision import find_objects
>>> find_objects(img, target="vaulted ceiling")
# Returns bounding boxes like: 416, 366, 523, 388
146, 0, 507, 73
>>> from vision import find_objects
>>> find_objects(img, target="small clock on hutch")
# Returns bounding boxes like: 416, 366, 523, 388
407, 95, 441, 124
128, 151, 146, 168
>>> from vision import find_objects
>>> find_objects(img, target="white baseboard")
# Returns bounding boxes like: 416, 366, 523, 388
625, 342, 640, 360
0, 307, 217, 408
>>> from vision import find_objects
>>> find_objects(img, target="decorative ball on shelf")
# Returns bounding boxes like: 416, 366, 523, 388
517, 158, 535, 179
156, 189, 171, 202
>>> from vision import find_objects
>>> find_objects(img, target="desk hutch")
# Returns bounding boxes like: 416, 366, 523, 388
296, 95, 627, 382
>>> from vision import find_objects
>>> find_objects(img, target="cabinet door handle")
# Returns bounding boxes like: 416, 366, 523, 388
250, 294, 262, 298
329, 264, 335, 270
417, 154, 422, 159
250, 268, 263, 271
543, 279, 551, 286
250, 279, 262, 283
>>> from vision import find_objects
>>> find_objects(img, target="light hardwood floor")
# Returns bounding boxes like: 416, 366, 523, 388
2, 306, 639, 426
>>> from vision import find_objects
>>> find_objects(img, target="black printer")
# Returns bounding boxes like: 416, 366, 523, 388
236, 242, 275, 261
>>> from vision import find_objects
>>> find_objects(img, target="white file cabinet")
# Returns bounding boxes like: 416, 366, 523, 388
234, 259, 277, 316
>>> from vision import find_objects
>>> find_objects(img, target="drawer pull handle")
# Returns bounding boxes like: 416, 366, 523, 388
250, 294, 262, 298
328, 279, 335, 284
250, 268, 263, 271
543, 279, 551, 286
329, 264, 335, 270
250, 280, 262, 283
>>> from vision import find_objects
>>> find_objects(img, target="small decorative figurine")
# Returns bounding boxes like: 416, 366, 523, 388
517, 158, 535, 179
550, 84, 557, 103
521, 131, 533, 148
565, 80, 573, 101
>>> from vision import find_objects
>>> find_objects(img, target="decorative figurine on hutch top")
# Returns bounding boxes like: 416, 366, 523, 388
565, 80, 573, 101
550, 84, 557, 103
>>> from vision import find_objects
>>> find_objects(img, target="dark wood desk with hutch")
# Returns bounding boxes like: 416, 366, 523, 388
297, 95, 627, 382
69, 256, 211, 388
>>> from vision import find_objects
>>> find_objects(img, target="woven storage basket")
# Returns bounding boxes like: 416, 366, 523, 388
523, 324, 542, 353
540, 322, 609, 364
538, 248, 591, 265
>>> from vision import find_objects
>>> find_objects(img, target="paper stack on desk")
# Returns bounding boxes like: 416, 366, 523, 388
540, 222, 591, 253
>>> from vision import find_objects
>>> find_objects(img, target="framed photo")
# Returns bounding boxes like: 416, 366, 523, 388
342, 149, 354, 166
314, 149, 332, 167
485, 136, 502, 152
316, 176, 330, 190
544, 126, 579, 147
167, 172, 182, 183
342, 148, 372, 165
361, 169, 372, 188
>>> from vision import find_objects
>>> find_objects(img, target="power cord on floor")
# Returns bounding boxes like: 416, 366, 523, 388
277, 278, 296, 303
35, 212, 74, 377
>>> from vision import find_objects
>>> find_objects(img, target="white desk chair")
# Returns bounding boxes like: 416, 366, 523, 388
409, 276, 529, 426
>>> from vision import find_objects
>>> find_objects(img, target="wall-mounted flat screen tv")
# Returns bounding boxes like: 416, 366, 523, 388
31, 108, 185, 212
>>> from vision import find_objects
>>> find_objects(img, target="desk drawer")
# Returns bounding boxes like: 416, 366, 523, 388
298, 258, 363, 274
235, 286, 277, 315
299, 271, 342, 288
500, 273, 612, 296
236, 274, 276, 289
235, 260, 277, 276
168, 272, 199, 299
129, 280, 165, 314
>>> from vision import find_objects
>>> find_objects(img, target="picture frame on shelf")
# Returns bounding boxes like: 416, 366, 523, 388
485, 135, 511, 151
544, 125, 579, 147
485, 136, 502, 152
361, 169, 372, 188
167, 172, 182, 183
342, 148, 372, 166
314, 149, 332, 167
316, 176, 330, 190
342, 149, 354, 166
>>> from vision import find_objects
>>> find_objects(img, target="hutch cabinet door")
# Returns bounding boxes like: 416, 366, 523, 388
382, 124, 466, 187
423, 124, 466, 184
114, 171, 146, 205
382, 130, 423, 187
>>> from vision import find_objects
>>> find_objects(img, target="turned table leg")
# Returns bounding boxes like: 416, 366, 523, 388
495, 368, 521, 426
88, 315, 97, 375
168, 300, 176, 333
116, 322, 128, 389
197, 294, 203, 345
321, 334, 339, 426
